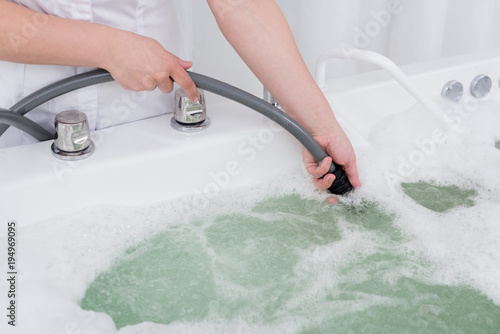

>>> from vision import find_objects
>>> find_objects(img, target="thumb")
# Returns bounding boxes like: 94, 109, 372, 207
178, 59, 193, 70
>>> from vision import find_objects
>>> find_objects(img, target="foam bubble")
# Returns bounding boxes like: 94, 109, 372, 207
7, 98, 500, 333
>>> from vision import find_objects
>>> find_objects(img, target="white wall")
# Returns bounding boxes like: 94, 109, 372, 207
175, 0, 500, 96
175, 1, 263, 101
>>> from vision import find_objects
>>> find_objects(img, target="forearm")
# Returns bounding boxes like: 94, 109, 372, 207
0, 0, 119, 69
0, 1, 199, 99
207, 0, 340, 136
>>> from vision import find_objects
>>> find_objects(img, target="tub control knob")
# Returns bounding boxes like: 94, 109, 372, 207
171, 88, 210, 132
51, 110, 95, 160
441, 80, 463, 102
470, 74, 492, 98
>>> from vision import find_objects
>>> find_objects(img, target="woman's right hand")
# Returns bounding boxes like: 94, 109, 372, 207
102, 31, 199, 102
0, 1, 198, 100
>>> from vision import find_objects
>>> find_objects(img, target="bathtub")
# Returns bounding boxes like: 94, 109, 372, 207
1, 49, 500, 333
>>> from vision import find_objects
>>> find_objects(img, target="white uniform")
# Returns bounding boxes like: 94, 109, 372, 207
0, 0, 187, 148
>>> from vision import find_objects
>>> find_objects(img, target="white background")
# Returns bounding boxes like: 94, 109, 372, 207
174, 0, 500, 99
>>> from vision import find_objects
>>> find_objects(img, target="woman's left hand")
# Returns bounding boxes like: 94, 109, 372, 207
302, 131, 361, 202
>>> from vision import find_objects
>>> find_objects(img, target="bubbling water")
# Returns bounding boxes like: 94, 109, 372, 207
8, 98, 500, 333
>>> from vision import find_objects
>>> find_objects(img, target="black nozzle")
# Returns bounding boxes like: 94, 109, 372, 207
327, 163, 354, 195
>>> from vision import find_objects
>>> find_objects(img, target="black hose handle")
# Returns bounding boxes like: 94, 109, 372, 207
328, 163, 354, 194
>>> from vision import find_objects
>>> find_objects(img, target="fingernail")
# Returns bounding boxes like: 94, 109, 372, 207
193, 95, 199, 103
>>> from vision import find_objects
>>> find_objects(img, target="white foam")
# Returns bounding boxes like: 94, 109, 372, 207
4, 97, 500, 333
363, 98, 500, 305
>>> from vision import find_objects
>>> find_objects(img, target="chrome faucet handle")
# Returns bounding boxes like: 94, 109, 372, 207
51, 110, 95, 160
171, 88, 210, 132
174, 88, 206, 124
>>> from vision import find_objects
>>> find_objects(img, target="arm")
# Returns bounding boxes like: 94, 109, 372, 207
207, 0, 361, 193
0, 0, 199, 100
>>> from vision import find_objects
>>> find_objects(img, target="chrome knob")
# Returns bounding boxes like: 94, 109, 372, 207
51, 110, 95, 160
441, 80, 463, 102
174, 88, 206, 124
470, 74, 492, 98
171, 88, 210, 132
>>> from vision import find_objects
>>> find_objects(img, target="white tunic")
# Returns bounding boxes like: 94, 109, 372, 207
0, 0, 187, 148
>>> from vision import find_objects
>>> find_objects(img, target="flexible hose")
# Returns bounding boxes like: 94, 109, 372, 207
0, 69, 114, 136
0, 69, 353, 195
187, 72, 353, 194
0, 108, 53, 141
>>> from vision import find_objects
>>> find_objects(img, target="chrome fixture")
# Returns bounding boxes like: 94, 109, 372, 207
470, 74, 492, 98
51, 110, 95, 161
171, 88, 210, 132
263, 87, 281, 110
314, 48, 444, 122
441, 80, 463, 102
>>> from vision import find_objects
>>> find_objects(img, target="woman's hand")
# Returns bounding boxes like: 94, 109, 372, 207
207, 0, 361, 201
102, 31, 199, 102
302, 131, 361, 203
0, 2, 199, 101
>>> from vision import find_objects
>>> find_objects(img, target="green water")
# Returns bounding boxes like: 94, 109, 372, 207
80, 195, 499, 333
401, 182, 477, 213
496, 141, 500, 150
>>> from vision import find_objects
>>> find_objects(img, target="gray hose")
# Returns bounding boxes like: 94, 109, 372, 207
0, 69, 353, 194
187, 72, 353, 194
0, 69, 113, 136
189, 72, 330, 169
0, 108, 53, 141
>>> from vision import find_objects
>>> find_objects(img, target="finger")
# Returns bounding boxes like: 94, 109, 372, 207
343, 159, 362, 188
178, 59, 193, 70
157, 77, 174, 94
171, 66, 199, 102
141, 76, 158, 91
303, 154, 332, 178
302, 147, 330, 177
326, 196, 338, 205
312, 173, 335, 190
